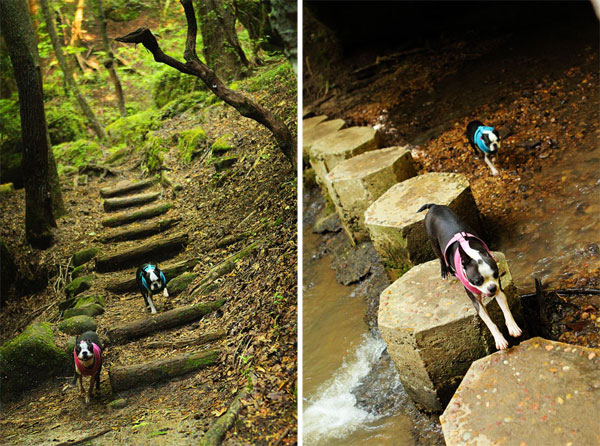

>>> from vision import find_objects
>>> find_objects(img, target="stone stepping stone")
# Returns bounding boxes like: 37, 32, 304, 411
327, 146, 417, 243
378, 252, 523, 413
101, 202, 172, 228
71, 247, 100, 267
310, 126, 382, 203
58, 315, 98, 335
441, 337, 600, 445
65, 274, 95, 299
364, 172, 481, 278
103, 191, 161, 212
302, 118, 346, 159
99, 178, 157, 198
95, 232, 188, 273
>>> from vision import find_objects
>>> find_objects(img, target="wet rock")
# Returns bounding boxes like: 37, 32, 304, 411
441, 338, 600, 446
312, 210, 342, 234
0, 322, 70, 401
58, 316, 98, 335
330, 241, 379, 285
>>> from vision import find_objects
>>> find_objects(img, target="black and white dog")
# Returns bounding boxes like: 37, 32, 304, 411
72, 331, 103, 403
418, 204, 522, 350
135, 263, 168, 314
466, 120, 500, 176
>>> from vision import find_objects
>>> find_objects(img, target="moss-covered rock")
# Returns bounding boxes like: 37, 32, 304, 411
106, 109, 159, 146
46, 103, 86, 145
65, 275, 95, 299
0, 322, 70, 401
159, 91, 210, 119
64, 303, 105, 319
212, 156, 239, 172
71, 247, 99, 267
212, 135, 235, 154
105, 145, 131, 165
166, 272, 198, 296
65, 336, 77, 356
153, 69, 207, 109
144, 132, 169, 174
177, 128, 207, 164
58, 315, 98, 335
74, 294, 105, 308
53, 139, 102, 173
70, 264, 88, 280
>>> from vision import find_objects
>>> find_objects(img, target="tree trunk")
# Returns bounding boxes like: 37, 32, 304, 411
99, 177, 157, 197
115, 0, 296, 169
47, 138, 66, 216
269, 0, 297, 73
95, 231, 188, 271
145, 330, 226, 349
39, 0, 106, 139
103, 191, 160, 211
106, 300, 225, 344
100, 216, 180, 243
196, 0, 249, 81
100, 202, 172, 227
109, 349, 219, 391
0, 0, 56, 248
234, 0, 282, 63
69, 0, 88, 73
95, 0, 127, 116
105, 257, 199, 293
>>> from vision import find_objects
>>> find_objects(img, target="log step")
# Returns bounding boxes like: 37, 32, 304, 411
109, 349, 219, 392
100, 178, 157, 198
103, 191, 161, 212
105, 257, 199, 293
95, 232, 188, 272
101, 203, 172, 228
100, 217, 181, 244
106, 300, 225, 345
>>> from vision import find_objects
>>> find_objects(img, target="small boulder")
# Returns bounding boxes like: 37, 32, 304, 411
212, 136, 235, 154
71, 248, 100, 267
65, 275, 95, 299
74, 294, 105, 308
58, 316, 97, 335
0, 322, 70, 401
64, 303, 104, 319
313, 211, 341, 234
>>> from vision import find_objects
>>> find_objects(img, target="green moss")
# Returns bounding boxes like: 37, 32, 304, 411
64, 303, 104, 319
74, 294, 105, 308
105, 144, 131, 165
46, 103, 86, 145
144, 132, 169, 174
65, 275, 95, 299
106, 109, 159, 145
159, 91, 210, 119
58, 316, 98, 335
243, 61, 295, 93
53, 139, 102, 171
0, 322, 70, 401
177, 128, 207, 164
71, 247, 99, 267
70, 265, 87, 279
166, 272, 197, 296
211, 135, 235, 154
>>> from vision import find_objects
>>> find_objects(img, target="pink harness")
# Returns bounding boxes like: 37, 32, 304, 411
73, 343, 102, 376
443, 232, 493, 295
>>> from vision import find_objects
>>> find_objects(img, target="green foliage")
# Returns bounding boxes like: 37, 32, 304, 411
105, 109, 159, 145
144, 132, 169, 174
211, 135, 235, 154
152, 68, 206, 109
53, 139, 102, 175
0, 95, 20, 144
159, 90, 211, 119
243, 60, 295, 93
177, 128, 207, 164
46, 102, 86, 145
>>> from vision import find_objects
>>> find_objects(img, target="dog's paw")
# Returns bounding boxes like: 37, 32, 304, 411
507, 320, 522, 338
85, 396, 90, 404
494, 334, 509, 351
163, 288, 169, 298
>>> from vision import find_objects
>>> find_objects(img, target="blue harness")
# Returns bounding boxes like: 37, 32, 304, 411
473, 125, 495, 154
141, 264, 166, 294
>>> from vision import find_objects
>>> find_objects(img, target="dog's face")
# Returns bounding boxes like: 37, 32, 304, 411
481, 129, 500, 153
75, 340, 95, 366
460, 247, 500, 297
142, 266, 163, 292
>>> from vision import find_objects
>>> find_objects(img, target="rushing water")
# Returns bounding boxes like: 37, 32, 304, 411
302, 229, 437, 446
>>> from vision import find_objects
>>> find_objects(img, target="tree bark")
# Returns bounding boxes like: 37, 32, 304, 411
100, 217, 180, 243
109, 349, 219, 391
0, 0, 56, 248
99, 178, 157, 197
95, 231, 188, 271
106, 300, 225, 344
115, 0, 296, 169
145, 330, 226, 349
69, 0, 88, 72
101, 202, 172, 227
39, 0, 106, 139
94, 0, 127, 116
103, 191, 160, 211
196, 0, 249, 81
105, 257, 199, 293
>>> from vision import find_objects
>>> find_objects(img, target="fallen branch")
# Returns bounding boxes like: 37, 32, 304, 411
201, 391, 248, 446
95, 232, 188, 272
109, 350, 219, 392
145, 330, 226, 349
106, 300, 225, 344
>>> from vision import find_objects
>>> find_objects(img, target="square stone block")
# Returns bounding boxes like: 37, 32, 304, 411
327, 146, 417, 243
302, 118, 346, 160
378, 252, 523, 412
364, 172, 482, 277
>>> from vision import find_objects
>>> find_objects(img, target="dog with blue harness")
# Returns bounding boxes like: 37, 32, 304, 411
466, 120, 501, 176
135, 263, 168, 314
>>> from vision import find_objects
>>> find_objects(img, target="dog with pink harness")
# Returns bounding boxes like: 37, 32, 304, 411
72, 331, 103, 403
418, 204, 522, 350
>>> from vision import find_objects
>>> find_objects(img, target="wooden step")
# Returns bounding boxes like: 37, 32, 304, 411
99, 178, 157, 198
105, 258, 199, 293
103, 191, 161, 212
101, 203, 172, 228
100, 217, 180, 244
